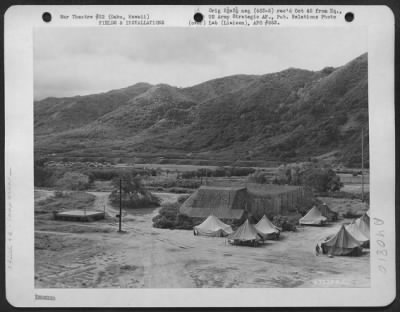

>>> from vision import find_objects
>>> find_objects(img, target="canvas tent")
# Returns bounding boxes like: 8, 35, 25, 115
193, 214, 233, 237
320, 225, 362, 256
299, 206, 327, 226
346, 213, 370, 246
317, 203, 338, 222
254, 215, 280, 240
228, 220, 263, 246
345, 221, 369, 247
356, 213, 370, 238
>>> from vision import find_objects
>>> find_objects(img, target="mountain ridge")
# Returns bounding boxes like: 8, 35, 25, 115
35, 53, 368, 167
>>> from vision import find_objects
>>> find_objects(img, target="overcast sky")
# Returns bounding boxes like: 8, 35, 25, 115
34, 27, 367, 100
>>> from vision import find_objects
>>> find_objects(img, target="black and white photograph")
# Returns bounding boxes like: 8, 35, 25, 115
33, 26, 371, 289
4, 5, 395, 307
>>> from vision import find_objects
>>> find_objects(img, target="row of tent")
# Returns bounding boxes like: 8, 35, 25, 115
318, 212, 370, 256
193, 214, 280, 245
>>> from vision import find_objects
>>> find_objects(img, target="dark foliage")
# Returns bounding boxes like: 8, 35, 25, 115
109, 173, 160, 209
152, 203, 194, 230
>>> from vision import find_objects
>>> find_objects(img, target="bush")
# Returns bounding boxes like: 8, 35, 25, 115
56, 172, 90, 190
273, 162, 343, 193
301, 168, 343, 192
152, 202, 194, 230
272, 215, 297, 232
109, 172, 160, 209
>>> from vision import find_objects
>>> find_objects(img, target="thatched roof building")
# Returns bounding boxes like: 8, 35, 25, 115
180, 183, 312, 221
180, 186, 247, 220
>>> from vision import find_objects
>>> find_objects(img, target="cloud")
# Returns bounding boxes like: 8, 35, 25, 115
34, 27, 367, 100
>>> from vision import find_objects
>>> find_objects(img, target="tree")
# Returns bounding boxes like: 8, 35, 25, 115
300, 168, 343, 192
273, 161, 343, 192
109, 172, 160, 209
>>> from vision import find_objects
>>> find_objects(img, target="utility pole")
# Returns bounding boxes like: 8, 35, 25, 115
361, 128, 365, 202
119, 178, 122, 232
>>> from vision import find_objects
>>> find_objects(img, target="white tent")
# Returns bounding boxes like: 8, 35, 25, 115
193, 214, 233, 237
299, 206, 327, 226
227, 219, 263, 246
254, 215, 280, 240
345, 221, 369, 247
320, 225, 362, 256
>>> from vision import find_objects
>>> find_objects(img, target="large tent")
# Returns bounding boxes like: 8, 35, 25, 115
254, 215, 280, 240
227, 220, 263, 246
346, 213, 370, 247
299, 206, 327, 226
320, 224, 363, 256
345, 221, 369, 247
317, 203, 338, 222
193, 214, 233, 237
356, 213, 370, 238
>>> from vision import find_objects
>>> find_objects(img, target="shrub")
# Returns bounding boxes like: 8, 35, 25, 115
56, 172, 90, 190
109, 173, 160, 209
152, 202, 194, 230
272, 215, 297, 232
273, 162, 343, 193
301, 169, 343, 192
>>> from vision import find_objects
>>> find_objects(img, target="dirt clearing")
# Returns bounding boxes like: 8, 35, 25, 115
35, 192, 369, 288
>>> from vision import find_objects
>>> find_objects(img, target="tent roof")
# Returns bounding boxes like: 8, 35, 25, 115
194, 214, 232, 233
354, 213, 370, 239
179, 186, 246, 220
255, 215, 280, 235
228, 220, 261, 241
345, 222, 369, 242
322, 225, 361, 249
300, 206, 327, 222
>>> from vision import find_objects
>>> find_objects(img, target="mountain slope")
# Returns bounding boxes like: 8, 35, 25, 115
34, 53, 368, 167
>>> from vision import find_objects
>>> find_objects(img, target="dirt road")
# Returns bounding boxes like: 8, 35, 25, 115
35, 192, 370, 288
